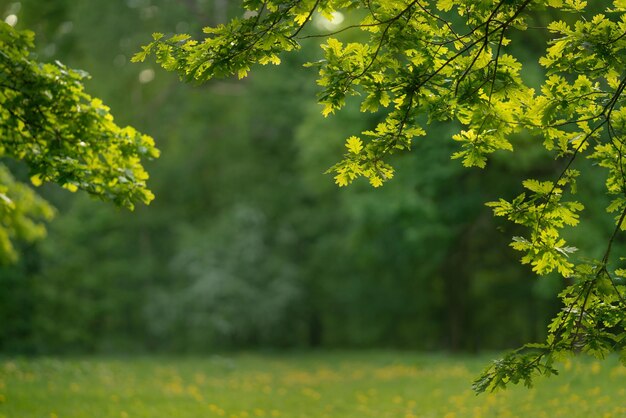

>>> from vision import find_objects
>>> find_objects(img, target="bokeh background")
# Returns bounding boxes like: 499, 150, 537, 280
0, 0, 619, 356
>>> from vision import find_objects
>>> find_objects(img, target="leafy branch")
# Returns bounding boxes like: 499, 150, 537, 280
136, 0, 626, 393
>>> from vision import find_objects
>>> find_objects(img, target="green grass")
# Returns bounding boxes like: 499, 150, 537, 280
1, 351, 625, 418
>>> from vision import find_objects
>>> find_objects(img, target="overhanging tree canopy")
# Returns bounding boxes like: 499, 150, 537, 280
0, 23, 159, 262
135, 0, 626, 391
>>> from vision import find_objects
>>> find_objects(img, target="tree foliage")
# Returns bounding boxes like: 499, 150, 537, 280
136, 0, 626, 391
0, 22, 158, 261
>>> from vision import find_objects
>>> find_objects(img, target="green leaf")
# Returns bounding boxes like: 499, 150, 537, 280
436, 0, 454, 12
346, 136, 363, 154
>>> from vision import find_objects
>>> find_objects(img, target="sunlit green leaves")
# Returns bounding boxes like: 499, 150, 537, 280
487, 177, 583, 276
0, 23, 159, 261
436, 0, 454, 12
345, 136, 363, 154
130, 0, 340, 82
138, 0, 539, 188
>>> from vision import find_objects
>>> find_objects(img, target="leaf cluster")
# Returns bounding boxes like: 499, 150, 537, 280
1, 23, 159, 260
474, 262, 626, 393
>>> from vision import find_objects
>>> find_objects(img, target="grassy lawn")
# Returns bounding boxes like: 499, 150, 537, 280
1, 351, 625, 418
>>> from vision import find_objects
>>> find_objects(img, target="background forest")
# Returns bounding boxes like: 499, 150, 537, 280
0, 0, 620, 355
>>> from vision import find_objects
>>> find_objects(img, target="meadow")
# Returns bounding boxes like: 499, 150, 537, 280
1, 352, 625, 418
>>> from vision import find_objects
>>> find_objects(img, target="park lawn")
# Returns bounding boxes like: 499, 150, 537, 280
0, 351, 625, 418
